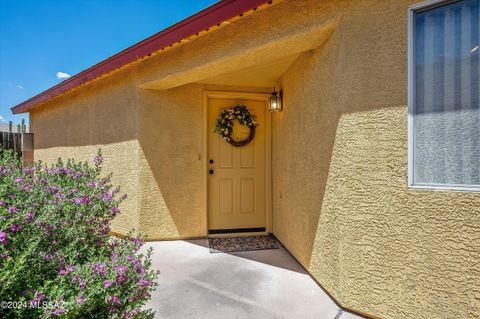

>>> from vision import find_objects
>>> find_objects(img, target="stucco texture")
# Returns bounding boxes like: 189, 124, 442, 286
28, 0, 480, 318
30, 69, 140, 235
137, 85, 205, 238
271, 1, 480, 319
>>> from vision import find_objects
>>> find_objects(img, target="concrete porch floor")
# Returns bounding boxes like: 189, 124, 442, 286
143, 239, 365, 319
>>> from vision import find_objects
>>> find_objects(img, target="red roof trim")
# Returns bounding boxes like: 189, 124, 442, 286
11, 0, 272, 114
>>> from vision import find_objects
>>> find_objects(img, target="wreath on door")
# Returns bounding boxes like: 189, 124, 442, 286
214, 105, 258, 147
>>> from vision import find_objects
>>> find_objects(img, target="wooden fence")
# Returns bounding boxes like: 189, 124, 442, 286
0, 132, 22, 156
0, 132, 34, 166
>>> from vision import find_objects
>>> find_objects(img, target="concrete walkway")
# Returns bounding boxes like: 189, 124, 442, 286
144, 239, 365, 319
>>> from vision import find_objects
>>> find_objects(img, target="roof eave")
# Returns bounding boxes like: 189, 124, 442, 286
11, 0, 274, 114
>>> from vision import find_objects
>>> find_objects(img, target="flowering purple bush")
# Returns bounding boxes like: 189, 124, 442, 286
0, 149, 159, 318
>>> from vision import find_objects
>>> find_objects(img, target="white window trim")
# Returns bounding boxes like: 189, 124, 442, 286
407, 0, 480, 192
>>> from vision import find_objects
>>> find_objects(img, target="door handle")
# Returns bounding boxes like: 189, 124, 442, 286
209, 169, 214, 175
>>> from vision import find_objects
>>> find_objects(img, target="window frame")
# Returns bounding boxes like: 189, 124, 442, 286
408, 0, 480, 192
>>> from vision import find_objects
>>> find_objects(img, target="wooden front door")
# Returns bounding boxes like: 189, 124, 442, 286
207, 96, 267, 231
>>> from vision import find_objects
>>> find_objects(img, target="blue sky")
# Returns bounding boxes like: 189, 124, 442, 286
0, 0, 218, 125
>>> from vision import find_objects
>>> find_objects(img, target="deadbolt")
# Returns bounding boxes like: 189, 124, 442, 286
209, 159, 214, 164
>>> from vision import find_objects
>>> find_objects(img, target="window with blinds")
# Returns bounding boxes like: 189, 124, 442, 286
408, 0, 480, 191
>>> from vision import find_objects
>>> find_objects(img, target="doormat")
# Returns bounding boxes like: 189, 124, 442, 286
209, 235, 279, 253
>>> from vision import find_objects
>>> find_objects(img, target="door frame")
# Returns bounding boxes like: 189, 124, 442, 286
202, 90, 272, 234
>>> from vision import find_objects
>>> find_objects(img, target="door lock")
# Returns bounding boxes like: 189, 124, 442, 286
209, 169, 214, 175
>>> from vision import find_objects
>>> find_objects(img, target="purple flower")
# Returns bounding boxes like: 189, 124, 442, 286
47, 186, 58, 194
104, 280, 113, 288
139, 279, 150, 287
10, 223, 20, 233
26, 212, 34, 220
67, 265, 75, 272
51, 308, 65, 316
133, 236, 144, 248
93, 263, 106, 276
136, 266, 144, 274
80, 281, 86, 290
71, 276, 79, 284
111, 206, 120, 217
0, 200, 4, 206
115, 265, 126, 275
126, 255, 134, 261
14, 177, 23, 183
76, 295, 85, 305
93, 155, 104, 166
7, 206, 18, 214
1, 253, 8, 260
116, 274, 126, 284
0, 232, 7, 245
87, 181, 95, 188
99, 228, 110, 235
102, 193, 112, 202
33, 291, 45, 302
108, 296, 121, 305
75, 195, 91, 205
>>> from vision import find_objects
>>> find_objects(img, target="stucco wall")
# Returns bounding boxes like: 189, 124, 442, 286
30, 69, 140, 235
272, 1, 480, 319
137, 84, 205, 238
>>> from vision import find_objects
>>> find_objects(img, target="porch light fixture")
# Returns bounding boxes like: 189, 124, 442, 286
269, 89, 283, 112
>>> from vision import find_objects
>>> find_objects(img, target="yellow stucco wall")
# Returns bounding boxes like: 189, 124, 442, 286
137, 85, 205, 238
271, 1, 480, 319
30, 69, 140, 234
28, 0, 480, 318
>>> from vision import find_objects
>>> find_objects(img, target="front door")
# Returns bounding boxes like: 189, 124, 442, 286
207, 96, 267, 231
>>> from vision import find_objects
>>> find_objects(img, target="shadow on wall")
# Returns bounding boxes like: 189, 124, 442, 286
272, 0, 411, 275
137, 85, 206, 238
272, 6, 480, 318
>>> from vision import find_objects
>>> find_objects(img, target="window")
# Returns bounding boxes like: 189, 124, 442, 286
408, 0, 480, 191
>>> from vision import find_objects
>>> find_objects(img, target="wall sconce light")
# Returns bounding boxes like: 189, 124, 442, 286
269, 88, 283, 112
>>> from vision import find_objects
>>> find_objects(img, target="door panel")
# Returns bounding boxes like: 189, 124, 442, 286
208, 97, 266, 230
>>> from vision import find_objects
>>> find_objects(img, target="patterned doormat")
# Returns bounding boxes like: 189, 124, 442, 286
209, 235, 279, 253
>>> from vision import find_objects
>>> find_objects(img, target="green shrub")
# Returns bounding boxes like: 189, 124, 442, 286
0, 149, 159, 318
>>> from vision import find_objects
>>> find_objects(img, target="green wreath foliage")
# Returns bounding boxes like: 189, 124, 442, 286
214, 105, 258, 146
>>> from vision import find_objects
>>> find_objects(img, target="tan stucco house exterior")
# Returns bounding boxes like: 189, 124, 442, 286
11, 0, 480, 318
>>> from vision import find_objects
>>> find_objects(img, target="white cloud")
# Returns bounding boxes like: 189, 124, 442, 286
0, 115, 6, 123
16, 85, 24, 89
56, 71, 71, 79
